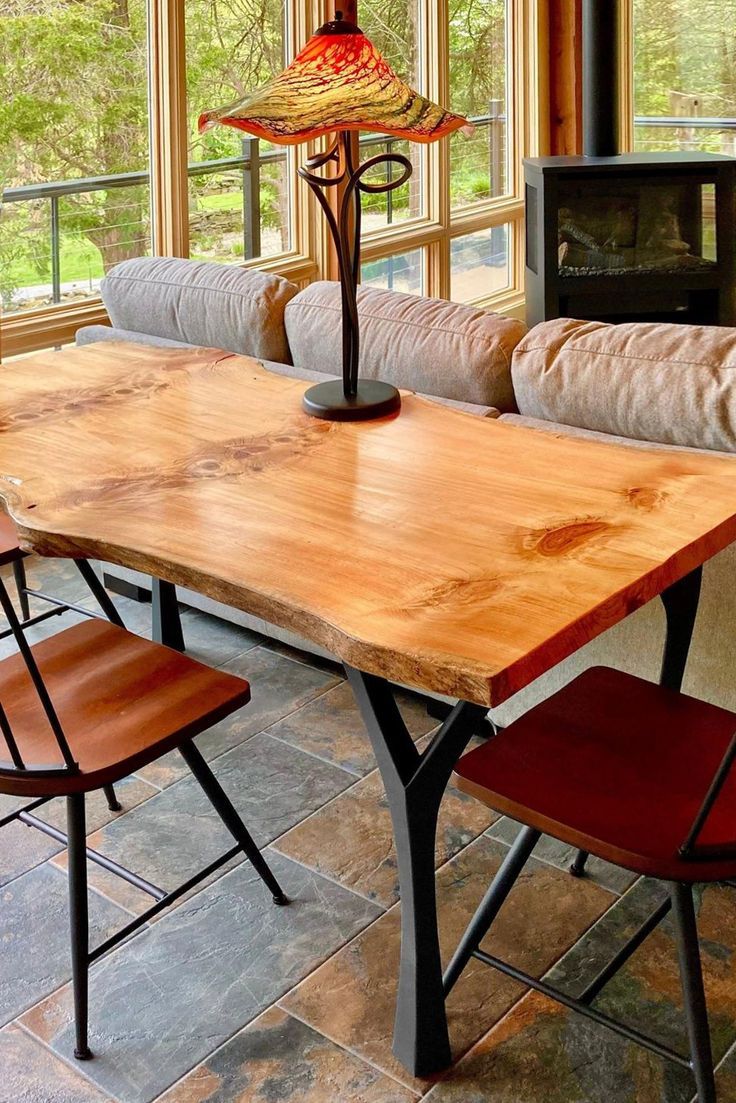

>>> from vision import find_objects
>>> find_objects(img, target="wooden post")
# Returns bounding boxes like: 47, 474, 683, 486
548, 0, 583, 155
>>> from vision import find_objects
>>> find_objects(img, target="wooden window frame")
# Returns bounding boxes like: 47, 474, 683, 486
1, 0, 541, 359
358, 0, 543, 317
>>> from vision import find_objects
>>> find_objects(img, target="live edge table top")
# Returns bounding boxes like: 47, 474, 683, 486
1, 341, 735, 707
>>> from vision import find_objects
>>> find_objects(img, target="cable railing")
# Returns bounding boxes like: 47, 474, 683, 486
0, 106, 506, 312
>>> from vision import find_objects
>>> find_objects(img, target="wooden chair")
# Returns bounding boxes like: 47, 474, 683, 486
445, 666, 736, 1103
0, 573, 286, 1061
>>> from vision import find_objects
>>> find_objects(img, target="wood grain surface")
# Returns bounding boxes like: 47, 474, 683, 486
1, 341, 735, 706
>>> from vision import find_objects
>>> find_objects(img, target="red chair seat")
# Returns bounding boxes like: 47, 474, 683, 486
0, 619, 250, 797
454, 667, 736, 882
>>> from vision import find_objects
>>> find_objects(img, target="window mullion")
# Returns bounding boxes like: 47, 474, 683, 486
148, 0, 189, 258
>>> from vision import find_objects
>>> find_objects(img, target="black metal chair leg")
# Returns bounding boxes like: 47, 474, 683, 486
103, 784, 122, 812
67, 793, 93, 1060
671, 883, 716, 1103
570, 849, 590, 877
178, 740, 288, 905
443, 825, 541, 996
11, 558, 31, 622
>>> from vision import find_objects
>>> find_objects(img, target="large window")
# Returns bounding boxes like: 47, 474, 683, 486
0, 0, 150, 318
358, 0, 531, 307
1, 0, 536, 357
632, 0, 736, 156
186, 0, 294, 264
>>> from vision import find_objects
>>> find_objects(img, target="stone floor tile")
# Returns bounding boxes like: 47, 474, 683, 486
487, 817, 637, 895
0, 1022, 114, 1103
156, 1006, 417, 1102
21, 854, 381, 1103
265, 680, 436, 777
280, 835, 615, 1090
57, 733, 355, 913
41, 773, 160, 833
177, 608, 264, 667
422, 989, 696, 1103
549, 879, 736, 1065
421, 879, 736, 1102
274, 756, 496, 906
0, 863, 131, 1026
0, 821, 62, 887
137, 646, 340, 788
714, 1039, 736, 1099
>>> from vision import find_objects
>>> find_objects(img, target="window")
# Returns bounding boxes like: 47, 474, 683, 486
185, 0, 294, 263
1, 0, 536, 357
0, 0, 151, 319
358, 0, 532, 308
632, 0, 736, 156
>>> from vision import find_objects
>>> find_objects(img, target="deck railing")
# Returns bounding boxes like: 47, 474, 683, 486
0, 106, 505, 309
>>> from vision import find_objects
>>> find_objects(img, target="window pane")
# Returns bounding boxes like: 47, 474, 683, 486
362, 249, 424, 294
633, 0, 736, 155
186, 0, 292, 263
359, 0, 425, 230
0, 0, 151, 316
449, 0, 508, 208
450, 225, 510, 302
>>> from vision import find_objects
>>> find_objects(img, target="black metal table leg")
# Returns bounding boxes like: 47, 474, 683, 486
572, 566, 704, 879
151, 578, 185, 651
659, 566, 703, 693
345, 666, 488, 1077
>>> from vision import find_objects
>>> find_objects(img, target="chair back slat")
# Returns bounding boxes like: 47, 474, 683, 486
679, 731, 736, 863
0, 577, 78, 777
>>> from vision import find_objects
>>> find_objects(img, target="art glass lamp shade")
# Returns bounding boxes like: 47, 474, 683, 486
199, 14, 471, 146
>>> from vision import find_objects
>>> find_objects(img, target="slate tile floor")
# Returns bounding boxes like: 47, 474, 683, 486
2, 559, 736, 1102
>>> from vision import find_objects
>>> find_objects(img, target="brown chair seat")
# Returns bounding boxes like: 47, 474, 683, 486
454, 666, 736, 882
0, 618, 250, 797
0, 513, 24, 566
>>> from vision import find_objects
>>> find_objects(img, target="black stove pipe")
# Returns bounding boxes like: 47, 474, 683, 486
582, 0, 621, 157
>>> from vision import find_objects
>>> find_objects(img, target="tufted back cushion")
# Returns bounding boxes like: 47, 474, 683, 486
100, 257, 298, 364
512, 317, 736, 452
284, 281, 526, 410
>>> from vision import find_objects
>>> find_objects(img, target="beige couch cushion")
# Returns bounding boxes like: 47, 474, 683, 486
512, 317, 736, 452
101, 257, 299, 364
260, 359, 499, 416
285, 281, 525, 410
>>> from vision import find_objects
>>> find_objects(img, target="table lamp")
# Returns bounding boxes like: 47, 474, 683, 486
200, 11, 471, 421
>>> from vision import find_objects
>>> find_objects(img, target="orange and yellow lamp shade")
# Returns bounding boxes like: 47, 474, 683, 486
199, 13, 472, 146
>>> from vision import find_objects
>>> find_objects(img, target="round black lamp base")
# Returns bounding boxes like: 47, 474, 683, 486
302, 378, 401, 421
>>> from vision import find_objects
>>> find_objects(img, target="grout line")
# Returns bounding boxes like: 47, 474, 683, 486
267, 768, 369, 846
265, 845, 389, 910
279, 1004, 425, 1098
484, 825, 628, 898
14, 1019, 126, 1103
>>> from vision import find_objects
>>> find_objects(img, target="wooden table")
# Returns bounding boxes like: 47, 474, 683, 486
2, 341, 736, 1076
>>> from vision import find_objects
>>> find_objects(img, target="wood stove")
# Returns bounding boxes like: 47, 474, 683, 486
524, 0, 736, 327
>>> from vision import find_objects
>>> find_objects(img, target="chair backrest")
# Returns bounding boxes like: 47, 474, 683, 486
679, 731, 736, 864
0, 577, 78, 779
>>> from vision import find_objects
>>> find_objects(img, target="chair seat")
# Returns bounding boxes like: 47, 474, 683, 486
454, 667, 736, 882
0, 619, 250, 796
0, 513, 24, 566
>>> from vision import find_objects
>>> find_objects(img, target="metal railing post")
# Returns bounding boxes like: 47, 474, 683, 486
386, 138, 394, 225
242, 137, 261, 260
50, 195, 61, 304
489, 99, 503, 198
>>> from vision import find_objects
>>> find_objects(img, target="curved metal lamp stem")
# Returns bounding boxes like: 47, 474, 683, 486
297, 130, 411, 420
